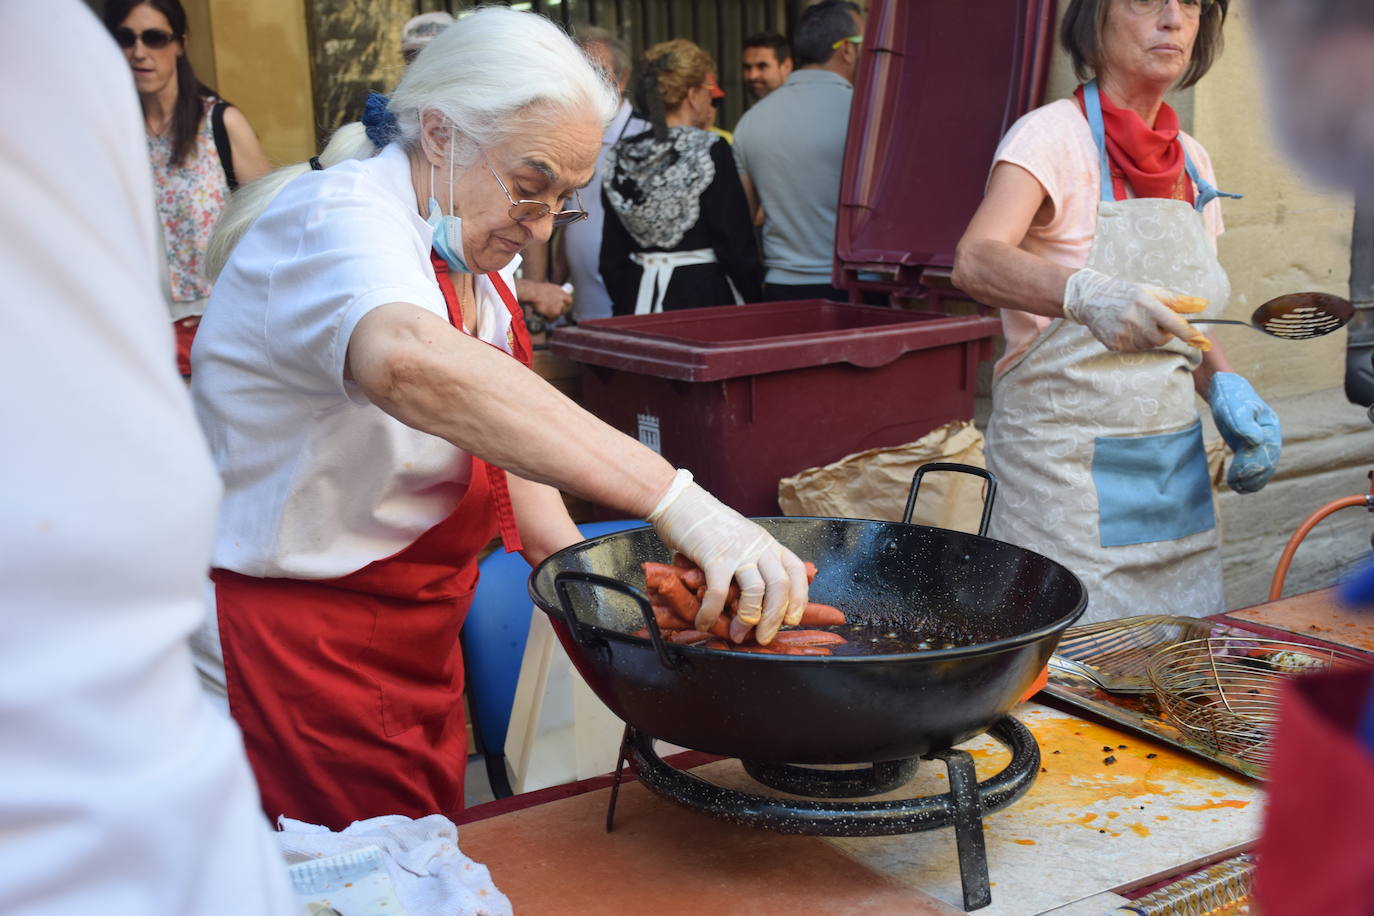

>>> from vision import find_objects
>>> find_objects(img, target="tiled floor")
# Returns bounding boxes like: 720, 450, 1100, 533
464, 754, 496, 808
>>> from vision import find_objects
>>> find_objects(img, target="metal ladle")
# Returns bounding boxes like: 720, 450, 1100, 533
1195, 291, 1353, 340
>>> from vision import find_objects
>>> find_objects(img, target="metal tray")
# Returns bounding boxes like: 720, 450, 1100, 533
1042, 619, 1264, 780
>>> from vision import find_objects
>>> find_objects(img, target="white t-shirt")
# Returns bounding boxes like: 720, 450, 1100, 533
192, 143, 519, 580
992, 98, 1226, 374
0, 3, 298, 914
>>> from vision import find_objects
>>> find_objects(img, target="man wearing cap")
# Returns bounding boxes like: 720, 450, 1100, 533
704, 72, 732, 144
733, 0, 863, 302
741, 32, 793, 103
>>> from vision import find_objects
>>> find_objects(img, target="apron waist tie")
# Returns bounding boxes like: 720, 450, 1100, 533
630, 248, 719, 315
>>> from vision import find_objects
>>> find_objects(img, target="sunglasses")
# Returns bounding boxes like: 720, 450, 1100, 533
485, 160, 588, 228
113, 27, 179, 50
830, 34, 862, 51
1127, 0, 1214, 15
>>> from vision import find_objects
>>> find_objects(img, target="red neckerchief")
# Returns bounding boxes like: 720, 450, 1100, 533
1075, 84, 1193, 204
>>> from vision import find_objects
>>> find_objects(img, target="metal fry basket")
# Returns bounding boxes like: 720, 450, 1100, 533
1147, 636, 1370, 770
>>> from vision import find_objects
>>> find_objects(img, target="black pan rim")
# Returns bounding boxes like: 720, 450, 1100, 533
528, 516, 1090, 664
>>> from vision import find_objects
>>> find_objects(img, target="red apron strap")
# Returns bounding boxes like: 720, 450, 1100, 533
429, 251, 466, 328
429, 251, 525, 554
485, 270, 533, 368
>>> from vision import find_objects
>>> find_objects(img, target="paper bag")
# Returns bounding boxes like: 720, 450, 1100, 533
777, 420, 988, 533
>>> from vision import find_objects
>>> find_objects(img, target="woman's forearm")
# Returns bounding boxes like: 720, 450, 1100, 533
348, 302, 676, 518
507, 473, 583, 566
951, 237, 1075, 318
1193, 335, 1235, 398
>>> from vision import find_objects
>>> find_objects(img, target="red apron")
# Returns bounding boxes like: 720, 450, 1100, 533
174, 315, 199, 377
214, 257, 529, 830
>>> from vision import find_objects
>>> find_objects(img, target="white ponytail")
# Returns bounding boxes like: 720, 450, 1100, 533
204, 5, 616, 281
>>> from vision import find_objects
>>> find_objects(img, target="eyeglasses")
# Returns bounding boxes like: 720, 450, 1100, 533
830, 34, 863, 51
113, 27, 178, 50
485, 160, 588, 227
1126, 0, 1213, 17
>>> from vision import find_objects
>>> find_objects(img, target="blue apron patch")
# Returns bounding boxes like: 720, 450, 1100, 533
1091, 421, 1216, 548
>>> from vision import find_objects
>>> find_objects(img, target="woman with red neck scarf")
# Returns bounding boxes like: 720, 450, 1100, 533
951, 0, 1281, 624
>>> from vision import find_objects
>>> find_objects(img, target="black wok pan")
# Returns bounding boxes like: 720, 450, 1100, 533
527, 465, 1087, 764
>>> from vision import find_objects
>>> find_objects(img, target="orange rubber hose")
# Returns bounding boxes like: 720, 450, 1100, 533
1269, 495, 1373, 601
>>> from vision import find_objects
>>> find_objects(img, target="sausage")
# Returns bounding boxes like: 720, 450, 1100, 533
650, 604, 688, 632
770, 629, 847, 647
669, 630, 714, 645
733, 644, 832, 656
643, 562, 688, 590
650, 571, 702, 626
799, 603, 846, 626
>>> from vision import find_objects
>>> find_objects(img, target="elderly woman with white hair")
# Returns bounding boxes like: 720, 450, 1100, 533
190, 7, 808, 830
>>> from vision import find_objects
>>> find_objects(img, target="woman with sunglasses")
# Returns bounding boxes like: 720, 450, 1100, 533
103, 0, 270, 378
953, 0, 1281, 624
600, 40, 762, 316
189, 7, 807, 831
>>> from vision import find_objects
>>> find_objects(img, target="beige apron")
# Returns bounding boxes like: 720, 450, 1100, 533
986, 82, 1237, 624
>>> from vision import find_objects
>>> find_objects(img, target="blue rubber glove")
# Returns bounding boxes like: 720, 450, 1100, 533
1343, 557, 1374, 608
1208, 372, 1281, 493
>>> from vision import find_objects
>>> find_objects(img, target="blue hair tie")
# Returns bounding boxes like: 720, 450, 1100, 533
362, 92, 400, 148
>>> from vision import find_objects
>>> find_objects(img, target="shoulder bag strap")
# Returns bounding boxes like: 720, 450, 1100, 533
210, 100, 238, 191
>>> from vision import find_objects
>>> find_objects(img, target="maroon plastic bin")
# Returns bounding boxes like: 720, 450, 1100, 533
551, 301, 1000, 516
549, 0, 1054, 516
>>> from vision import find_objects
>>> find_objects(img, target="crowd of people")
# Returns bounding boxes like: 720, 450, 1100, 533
5, 0, 1370, 912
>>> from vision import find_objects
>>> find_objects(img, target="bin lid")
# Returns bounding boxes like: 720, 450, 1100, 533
550, 300, 1001, 383
834, 0, 1057, 297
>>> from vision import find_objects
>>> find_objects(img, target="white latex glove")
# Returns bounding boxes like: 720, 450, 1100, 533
647, 470, 809, 645
1063, 268, 1211, 352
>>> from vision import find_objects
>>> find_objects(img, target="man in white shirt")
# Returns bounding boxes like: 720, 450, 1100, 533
563, 27, 651, 321
0, 2, 298, 913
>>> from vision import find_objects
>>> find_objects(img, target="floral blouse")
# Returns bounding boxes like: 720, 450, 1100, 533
148, 96, 228, 311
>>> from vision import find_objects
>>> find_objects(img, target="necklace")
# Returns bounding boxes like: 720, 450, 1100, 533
456, 274, 478, 334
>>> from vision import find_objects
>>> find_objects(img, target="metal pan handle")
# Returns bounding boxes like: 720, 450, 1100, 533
552, 570, 682, 670
903, 462, 998, 537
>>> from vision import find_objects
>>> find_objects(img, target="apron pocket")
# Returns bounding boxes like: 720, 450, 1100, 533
360, 589, 472, 738
1091, 421, 1215, 548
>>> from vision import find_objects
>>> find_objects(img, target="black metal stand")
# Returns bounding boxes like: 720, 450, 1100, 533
606, 716, 1039, 912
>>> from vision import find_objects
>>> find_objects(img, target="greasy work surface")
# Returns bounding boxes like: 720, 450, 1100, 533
457, 774, 961, 915
458, 704, 1259, 915
1221, 587, 1374, 655
698, 704, 1261, 914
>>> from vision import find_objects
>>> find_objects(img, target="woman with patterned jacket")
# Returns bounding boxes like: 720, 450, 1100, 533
601, 39, 762, 316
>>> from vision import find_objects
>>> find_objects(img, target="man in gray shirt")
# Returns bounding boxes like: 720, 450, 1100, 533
733, 0, 864, 301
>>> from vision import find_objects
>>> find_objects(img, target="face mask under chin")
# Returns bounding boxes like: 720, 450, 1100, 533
427, 133, 470, 273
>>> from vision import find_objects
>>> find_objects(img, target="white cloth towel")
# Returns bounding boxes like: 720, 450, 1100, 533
276, 814, 512, 916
